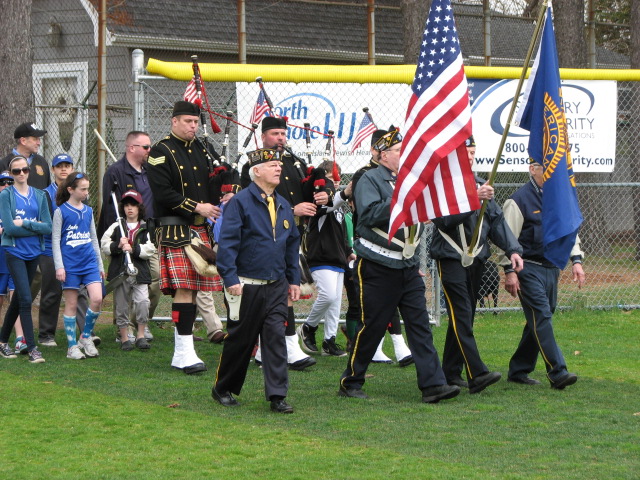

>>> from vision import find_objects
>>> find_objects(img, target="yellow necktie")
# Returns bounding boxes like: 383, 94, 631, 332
267, 196, 276, 229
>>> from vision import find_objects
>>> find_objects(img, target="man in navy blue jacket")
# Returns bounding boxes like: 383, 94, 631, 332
213, 148, 300, 414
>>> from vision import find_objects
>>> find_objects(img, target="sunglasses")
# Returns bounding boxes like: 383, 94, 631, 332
132, 144, 151, 150
0, 179, 14, 186
11, 167, 30, 175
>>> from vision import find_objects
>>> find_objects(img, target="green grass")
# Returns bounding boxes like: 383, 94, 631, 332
2, 310, 639, 479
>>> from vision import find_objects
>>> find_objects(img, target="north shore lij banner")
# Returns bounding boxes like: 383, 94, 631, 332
236, 79, 617, 173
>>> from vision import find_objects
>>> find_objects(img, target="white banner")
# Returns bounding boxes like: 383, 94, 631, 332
236, 82, 411, 173
236, 79, 617, 174
469, 79, 617, 172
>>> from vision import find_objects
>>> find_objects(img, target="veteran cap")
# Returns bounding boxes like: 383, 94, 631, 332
465, 136, 476, 147
172, 100, 200, 117
14, 122, 47, 139
261, 116, 287, 132
247, 148, 280, 166
370, 129, 388, 146
373, 127, 402, 151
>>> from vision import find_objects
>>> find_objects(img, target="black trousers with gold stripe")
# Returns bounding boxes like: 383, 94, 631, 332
438, 258, 489, 382
340, 258, 446, 393
214, 278, 289, 400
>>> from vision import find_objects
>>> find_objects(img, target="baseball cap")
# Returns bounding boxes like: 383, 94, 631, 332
14, 122, 47, 139
0, 171, 13, 182
52, 153, 74, 167
121, 189, 143, 205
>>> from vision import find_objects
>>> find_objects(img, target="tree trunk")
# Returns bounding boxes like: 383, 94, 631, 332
554, 0, 607, 256
630, 0, 640, 259
0, 0, 34, 152
401, 0, 432, 64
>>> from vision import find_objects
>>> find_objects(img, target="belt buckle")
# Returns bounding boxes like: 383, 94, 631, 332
193, 214, 205, 226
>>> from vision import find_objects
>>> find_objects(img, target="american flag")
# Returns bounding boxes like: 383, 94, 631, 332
250, 90, 270, 125
350, 112, 377, 153
184, 78, 198, 103
388, 0, 479, 239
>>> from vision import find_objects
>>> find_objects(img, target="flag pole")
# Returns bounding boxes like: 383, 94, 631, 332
467, 0, 549, 255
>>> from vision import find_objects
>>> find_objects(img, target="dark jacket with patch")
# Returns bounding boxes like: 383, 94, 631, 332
147, 133, 216, 247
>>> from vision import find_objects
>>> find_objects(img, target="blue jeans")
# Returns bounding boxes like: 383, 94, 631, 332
0, 252, 40, 351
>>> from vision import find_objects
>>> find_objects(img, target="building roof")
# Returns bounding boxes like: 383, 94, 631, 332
101, 0, 629, 67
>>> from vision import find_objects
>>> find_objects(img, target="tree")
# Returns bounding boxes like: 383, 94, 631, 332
595, 0, 631, 56
0, 0, 34, 151
554, 0, 588, 68
401, 0, 431, 64
630, 0, 640, 258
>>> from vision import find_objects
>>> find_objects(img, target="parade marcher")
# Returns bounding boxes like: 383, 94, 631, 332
297, 161, 353, 358
339, 129, 459, 403
53, 172, 105, 360
430, 136, 523, 393
241, 116, 320, 371
344, 127, 413, 366
98, 131, 158, 340
0, 156, 51, 363
213, 148, 300, 413
498, 160, 584, 389
101, 190, 155, 351
0, 122, 51, 190
146, 100, 222, 374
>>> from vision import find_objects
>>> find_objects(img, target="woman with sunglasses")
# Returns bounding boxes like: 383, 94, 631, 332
0, 156, 52, 363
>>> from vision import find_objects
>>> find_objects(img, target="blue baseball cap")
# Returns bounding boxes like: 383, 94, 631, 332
0, 171, 13, 182
52, 154, 74, 167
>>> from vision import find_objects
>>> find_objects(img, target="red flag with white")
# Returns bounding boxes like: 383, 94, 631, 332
350, 112, 377, 153
184, 79, 198, 103
250, 90, 270, 125
388, 0, 479, 239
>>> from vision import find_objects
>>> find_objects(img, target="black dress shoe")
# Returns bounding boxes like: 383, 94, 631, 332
183, 362, 207, 375
270, 399, 294, 414
468, 371, 502, 394
551, 372, 578, 390
211, 387, 240, 407
447, 377, 469, 388
338, 385, 369, 399
288, 356, 316, 371
398, 355, 415, 368
508, 376, 541, 385
422, 384, 460, 403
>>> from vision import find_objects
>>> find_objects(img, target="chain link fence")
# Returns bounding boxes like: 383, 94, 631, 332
29, 0, 638, 320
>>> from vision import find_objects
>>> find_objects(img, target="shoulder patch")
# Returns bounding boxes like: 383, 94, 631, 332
148, 156, 165, 166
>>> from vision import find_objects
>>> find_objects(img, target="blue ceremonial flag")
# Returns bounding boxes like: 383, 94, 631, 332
515, 5, 583, 269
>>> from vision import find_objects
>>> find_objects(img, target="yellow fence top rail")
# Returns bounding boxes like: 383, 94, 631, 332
146, 58, 640, 83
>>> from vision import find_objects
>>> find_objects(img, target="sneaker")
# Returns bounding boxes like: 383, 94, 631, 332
78, 336, 99, 358
39, 337, 58, 347
28, 348, 46, 363
0, 342, 18, 359
297, 324, 318, 353
15, 336, 28, 355
66, 345, 86, 360
322, 336, 347, 357
90, 335, 102, 347
115, 329, 136, 344
144, 325, 154, 341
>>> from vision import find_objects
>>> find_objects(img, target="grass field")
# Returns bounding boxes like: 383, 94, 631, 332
2, 309, 639, 479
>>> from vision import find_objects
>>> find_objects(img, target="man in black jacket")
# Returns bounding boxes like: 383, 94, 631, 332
0, 122, 51, 190
430, 136, 524, 394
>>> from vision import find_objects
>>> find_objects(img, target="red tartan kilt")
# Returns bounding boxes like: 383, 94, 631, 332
159, 226, 223, 295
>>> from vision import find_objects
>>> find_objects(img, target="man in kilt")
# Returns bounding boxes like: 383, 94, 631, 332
147, 101, 222, 374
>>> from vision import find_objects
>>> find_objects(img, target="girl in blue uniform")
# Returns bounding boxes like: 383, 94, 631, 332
53, 172, 104, 359
0, 156, 52, 363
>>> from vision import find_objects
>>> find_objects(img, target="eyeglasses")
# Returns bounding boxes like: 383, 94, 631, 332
131, 144, 151, 150
0, 180, 14, 186
11, 167, 30, 175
